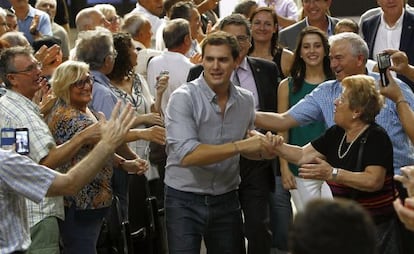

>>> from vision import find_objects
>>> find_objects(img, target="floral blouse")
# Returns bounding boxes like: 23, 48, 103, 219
46, 99, 113, 210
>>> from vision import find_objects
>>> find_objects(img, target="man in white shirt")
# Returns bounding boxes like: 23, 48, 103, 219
361, 0, 414, 91
256, 0, 299, 28
131, 0, 164, 48
147, 18, 194, 114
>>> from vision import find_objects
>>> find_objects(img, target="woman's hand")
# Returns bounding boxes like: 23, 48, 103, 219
298, 157, 333, 180
280, 165, 297, 190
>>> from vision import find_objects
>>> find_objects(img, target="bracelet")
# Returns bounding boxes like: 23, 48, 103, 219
396, 100, 409, 108
232, 142, 240, 154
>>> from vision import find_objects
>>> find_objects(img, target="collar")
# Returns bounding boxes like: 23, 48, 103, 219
5, 89, 39, 112
305, 15, 333, 36
238, 57, 248, 71
198, 75, 238, 103
91, 70, 111, 87
12, 5, 35, 20
380, 8, 405, 29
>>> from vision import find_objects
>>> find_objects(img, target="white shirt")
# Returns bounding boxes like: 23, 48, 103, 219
256, 0, 298, 22
132, 40, 162, 80
147, 51, 194, 114
373, 9, 404, 58
131, 3, 165, 48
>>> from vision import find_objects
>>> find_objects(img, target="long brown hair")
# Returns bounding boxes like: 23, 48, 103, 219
248, 7, 280, 56
290, 26, 334, 93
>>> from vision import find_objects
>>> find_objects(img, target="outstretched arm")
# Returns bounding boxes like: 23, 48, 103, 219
379, 69, 414, 144
47, 102, 135, 196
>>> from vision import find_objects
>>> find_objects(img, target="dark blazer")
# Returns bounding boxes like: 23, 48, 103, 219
279, 16, 340, 51
187, 57, 281, 112
362, 11, 414, 90
187, 56, 281, 191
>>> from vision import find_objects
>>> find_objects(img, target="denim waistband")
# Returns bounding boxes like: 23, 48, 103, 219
165, 186, 238, 205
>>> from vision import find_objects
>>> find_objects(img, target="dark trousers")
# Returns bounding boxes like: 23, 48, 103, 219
165, 186, 243, 254
239, 157, 273, 254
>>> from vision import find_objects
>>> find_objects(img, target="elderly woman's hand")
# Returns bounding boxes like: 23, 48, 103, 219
395, 165, 414, 197
298, 157, 333, 180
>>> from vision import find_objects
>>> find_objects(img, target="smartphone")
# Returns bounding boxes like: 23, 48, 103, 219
1, 128, 15, 150
377, 53, 391, 86
15, 128, 30, 155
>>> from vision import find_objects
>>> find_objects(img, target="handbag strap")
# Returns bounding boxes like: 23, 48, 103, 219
353, 126, 397, 199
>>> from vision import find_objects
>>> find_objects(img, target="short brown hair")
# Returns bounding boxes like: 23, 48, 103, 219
342, 74, 384, 123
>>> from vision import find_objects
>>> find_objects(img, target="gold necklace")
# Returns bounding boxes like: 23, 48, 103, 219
337, 125, 369, 159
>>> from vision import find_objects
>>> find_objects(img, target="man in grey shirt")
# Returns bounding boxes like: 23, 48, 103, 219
164, 31, 274, 253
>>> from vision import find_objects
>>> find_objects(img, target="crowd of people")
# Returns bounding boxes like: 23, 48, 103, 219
1, 0, 414, 254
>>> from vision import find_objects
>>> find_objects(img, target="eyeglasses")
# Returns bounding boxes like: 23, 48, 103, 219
236, 35, 250, 43
71, 75, 94, 89
107, 15, 120, 24
9, 61, 42, 74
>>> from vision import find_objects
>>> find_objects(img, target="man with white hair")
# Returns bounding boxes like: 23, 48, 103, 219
131, 0, 165, 47
75, 7, 110, 32
122, 13, 161, 79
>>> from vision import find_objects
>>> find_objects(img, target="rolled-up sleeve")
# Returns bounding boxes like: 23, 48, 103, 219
165, 88, 201, 164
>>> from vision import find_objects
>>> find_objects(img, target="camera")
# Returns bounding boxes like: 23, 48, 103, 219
376, 53, 391, 86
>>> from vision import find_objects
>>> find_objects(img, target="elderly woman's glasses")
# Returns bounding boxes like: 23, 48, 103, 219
71, 76, 94, 89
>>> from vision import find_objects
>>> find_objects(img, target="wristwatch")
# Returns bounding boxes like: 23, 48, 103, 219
332, 167, 339, 180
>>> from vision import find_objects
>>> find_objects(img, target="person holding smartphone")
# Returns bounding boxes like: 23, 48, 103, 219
0, 102, 135, 254
0, 46, 103, 253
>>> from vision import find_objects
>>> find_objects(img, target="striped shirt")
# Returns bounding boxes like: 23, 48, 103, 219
0, 150, 57, 253
0, 90, 64, 228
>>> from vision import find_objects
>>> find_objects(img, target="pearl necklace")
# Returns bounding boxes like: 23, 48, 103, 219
337, 125, 369, 159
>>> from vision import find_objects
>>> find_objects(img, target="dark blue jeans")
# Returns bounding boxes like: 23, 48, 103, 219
59, 206, 109, 254
165, 186, 243, 254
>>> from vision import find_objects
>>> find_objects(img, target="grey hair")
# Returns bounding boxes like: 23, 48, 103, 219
163, 18, 190, 49
122, 13, 149, 37
75, 27, 113, 70
329, 32, 369, 64
0, 31, 30, 47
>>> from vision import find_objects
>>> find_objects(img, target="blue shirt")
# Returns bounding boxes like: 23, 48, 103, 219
90, 70, 118, 119
165, 76, 255, 195
14, 5, 52, 44
288, 72, 414, 175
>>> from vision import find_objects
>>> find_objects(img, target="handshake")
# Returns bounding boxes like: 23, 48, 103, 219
235, 130, 284, 160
